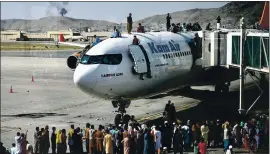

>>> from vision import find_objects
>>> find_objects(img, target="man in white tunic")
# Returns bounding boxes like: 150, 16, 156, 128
15, 132, 22, 154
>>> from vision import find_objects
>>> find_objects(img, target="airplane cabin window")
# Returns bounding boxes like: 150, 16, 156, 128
80, 54, 122, 65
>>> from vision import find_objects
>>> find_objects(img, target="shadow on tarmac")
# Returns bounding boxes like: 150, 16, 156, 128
2, 113, 68, 118
145, 85, 269, 126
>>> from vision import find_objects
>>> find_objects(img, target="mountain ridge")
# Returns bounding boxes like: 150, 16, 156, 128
1, 2, 265, 32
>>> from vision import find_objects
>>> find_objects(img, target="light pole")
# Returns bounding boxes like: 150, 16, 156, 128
239, 17, 246, 115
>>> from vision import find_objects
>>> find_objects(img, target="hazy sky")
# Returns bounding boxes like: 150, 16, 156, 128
1, 2, 228, 23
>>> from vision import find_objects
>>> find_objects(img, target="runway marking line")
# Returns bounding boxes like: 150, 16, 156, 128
136, 101, 200, 123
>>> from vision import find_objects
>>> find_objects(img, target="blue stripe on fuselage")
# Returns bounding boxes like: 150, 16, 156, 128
147, 40, 181, 54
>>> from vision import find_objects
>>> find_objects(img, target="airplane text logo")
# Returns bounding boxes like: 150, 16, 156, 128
147, 40, 181, 54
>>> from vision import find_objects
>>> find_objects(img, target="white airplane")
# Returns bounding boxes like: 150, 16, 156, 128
59, 31, 238, 125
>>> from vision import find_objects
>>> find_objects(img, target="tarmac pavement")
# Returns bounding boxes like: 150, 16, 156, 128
1, 50, 268, 153
1, 51, 199, 150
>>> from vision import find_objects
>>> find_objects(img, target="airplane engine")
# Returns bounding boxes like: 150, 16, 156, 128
67, 52, 81, 70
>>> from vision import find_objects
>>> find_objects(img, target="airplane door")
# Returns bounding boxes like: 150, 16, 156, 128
129, 45, 148, 74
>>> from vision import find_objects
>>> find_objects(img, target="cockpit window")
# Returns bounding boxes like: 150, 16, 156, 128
80, 54, 122, 65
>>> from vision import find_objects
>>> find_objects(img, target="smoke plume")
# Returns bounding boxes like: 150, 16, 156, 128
48, 2, 69, 16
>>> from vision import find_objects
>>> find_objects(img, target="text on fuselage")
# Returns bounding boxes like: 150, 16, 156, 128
101, 73, 123, 77
147, 40, 181, 54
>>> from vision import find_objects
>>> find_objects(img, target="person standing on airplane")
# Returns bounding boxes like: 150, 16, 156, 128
216, 16, 221, 29
127, 13, 133, 34
166, 13, 172, 31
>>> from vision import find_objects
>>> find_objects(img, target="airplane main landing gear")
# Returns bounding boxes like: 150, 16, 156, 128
215, 82, 230, 93
112, 100, 131, 126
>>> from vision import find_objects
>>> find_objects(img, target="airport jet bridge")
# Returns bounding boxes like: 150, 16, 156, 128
200, 29, 269, 115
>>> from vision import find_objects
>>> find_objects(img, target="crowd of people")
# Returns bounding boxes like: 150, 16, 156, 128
1, 100, 268, 154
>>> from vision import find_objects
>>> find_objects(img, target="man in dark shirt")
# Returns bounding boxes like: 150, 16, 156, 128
127, 13, 133, 34
206, 23, 212, 31
171, 23, 178, 33
170, 103, 176, 122
0, 142, 7, 154
51, 127, 56, 154
164, 100, 171, 120
44, 125, 50, 154
166, 13, 172, 31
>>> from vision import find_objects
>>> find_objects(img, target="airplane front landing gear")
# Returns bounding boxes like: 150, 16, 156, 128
112, 100, 131, 126
215, 82, 230, 93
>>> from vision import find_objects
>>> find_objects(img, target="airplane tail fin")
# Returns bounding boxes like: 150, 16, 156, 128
59, 33, 65, 42
259, 1, 269, 30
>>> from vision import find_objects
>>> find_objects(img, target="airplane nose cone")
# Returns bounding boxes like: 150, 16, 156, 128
73, 64, 97, 92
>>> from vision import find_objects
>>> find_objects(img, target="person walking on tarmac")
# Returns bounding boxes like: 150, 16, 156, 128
164, 101, 171, 114
163, 101, 171, 122
170, 103, 176, 123
127, 13, 133, 34
166, 13, 172, 31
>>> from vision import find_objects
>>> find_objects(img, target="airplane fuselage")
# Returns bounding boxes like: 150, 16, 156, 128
73, 31, 204, 100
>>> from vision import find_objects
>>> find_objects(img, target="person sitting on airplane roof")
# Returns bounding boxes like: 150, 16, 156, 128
192, 23, 199, 31
111, 26, 121, 38
91, 35, 101, 47
176, 23, 182, 32
187, 23, 193, 31
132, 35, 140, 45
206, 23, 212, 31
182, 23, 187, 32
136, 23, 145, 33
171, 23, 178, 33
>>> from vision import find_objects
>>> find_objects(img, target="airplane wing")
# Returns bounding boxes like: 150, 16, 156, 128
58, 33, 89, 48
58, 41, 88, 48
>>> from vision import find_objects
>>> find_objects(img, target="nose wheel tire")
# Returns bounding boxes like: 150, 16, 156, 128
112, 100, 131, 126
215, 83, 229, 93
114, 114, 131, 126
